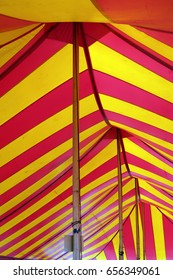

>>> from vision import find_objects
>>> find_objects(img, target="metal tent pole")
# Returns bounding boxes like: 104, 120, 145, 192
117, 128, 124, 260
135, 178, 140, 260
72, 22, 82, 260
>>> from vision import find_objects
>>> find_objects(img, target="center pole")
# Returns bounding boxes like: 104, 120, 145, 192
117, 128, 124, 260
72, 22, 82, 260
135, 178, 140, 260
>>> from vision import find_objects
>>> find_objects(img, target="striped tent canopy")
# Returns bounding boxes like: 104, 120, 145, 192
0, 0, 173, 260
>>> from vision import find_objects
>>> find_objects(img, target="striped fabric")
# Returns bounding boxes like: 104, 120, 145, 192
0, 1, 173, 260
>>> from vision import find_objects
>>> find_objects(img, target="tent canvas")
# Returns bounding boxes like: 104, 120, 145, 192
0, 0, 173, 260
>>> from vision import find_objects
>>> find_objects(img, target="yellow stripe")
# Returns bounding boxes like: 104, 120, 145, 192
28, 207, 132, 260
113, 24, 173, 61
129, 164, 173, 188
145, 180, 173, 194
129, 206, 137, 257
1, 130, 107, 214
148, 144, 173, 162
82, 168, 128, 197
1, 176, 72, 235
110, 120, 173, 152
96, 252, 107, 260
112, 232, 127, 260
82, 172, 132, 211
123, 138, 173, 175
1, 158, 73, 215
0, 23, 40, 45
140, 195, 173, 213
0, 24, 44, 68
30, 234, 70, 260
138, 205, 144, 260
100, 94, 172, 134
1, 165, 128, 233
84, 207, 132, 258
84, 197, 135, 247
151, 206, 166, 259
1, 121, 107, 192
0, 0, 108, 22
1, 137, 116, 219
139, 180, 173, 208
81, 141, 117, 179
90, 42, 173, 102
3, 197, 134, 257
1, 94, 98, 167
82, 183, 116, 214
160, 208, 173, 220
84, 220, 120, 253
1, 178, 133, 252
0, 46, 87, 125
1, 207, 72, 255
112, 233, 118, 259
130, 202, 145, 260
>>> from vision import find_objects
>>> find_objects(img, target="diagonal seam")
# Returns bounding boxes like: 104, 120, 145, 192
119, 130, 132, 178
79, 23, 111, 126
93, 205, 135, 260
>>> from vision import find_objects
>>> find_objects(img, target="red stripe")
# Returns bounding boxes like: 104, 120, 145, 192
99, 32, 172, 81
0, 23, 72, 92
1, 75, 73, 147
106, 23, 173, 67
142, 204, 156, 259
1, 124, 72, 181
94, 71, 173, 119
128, 137, 172, 166
1, 110, 105, 182
1, 126, 108, 212
83, 189, 135, 221
123, 214, 136, 259
136, 27, 173, 48
0, 205, 72, 254
82, 178, 131, 210
0, 14, 36, 32
93, 1, 173, 32
84, 224, 119, 252
81, 129, 116, 166
104, 241, 117, 259
162, 214, 173, 259
143, 140, 173, 159
126, 153, 173, 182
1, 168, 72, 225
0, 70, 98, 148
140, 188, 173, 210
106, 110, 173, 145
1, 24, 59, 80
132, 172, 172, 190
1, 131, 113, 221
1, 148, 73, 205
1, 148, 122, 223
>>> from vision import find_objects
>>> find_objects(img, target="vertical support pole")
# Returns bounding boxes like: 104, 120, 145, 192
135, 178, 140, 260
117, 129, 124, 260
72, 22, 81, 260
141, 202, 146, 260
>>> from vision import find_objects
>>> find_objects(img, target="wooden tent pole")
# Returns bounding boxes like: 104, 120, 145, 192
72, 22, 82, 260
141, 202, 146, 260
117, 128, 124, 260
135, 178, 140, 260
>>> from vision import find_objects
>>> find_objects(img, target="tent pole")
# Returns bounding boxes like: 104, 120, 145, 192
117, 128, 124, 260
72, 22, 81, 260
135, 178, 140, 260
141, 202, 146, 260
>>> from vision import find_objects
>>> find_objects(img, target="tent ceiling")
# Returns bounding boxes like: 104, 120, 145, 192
0, 1, 173, 260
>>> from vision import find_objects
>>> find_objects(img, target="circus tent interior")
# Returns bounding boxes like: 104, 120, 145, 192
0, 0, 173, 260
